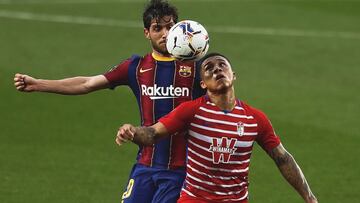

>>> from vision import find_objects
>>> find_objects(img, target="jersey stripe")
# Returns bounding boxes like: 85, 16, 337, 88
194, 114, 258, 127
184, 180, 246, 195
169, 60, 197, 169
136, 54, 156, 166
190, 123, 258, 136
152, 60, 176, 168
187, 155, 249, 173
186, 164, 239, 180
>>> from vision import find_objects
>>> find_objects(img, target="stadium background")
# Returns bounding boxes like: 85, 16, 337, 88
1, 0, 359, 202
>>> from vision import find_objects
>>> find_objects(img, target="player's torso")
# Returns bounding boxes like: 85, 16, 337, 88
183, 98, 259, 202
130, 54, 199, 125
127, 53, 203, 169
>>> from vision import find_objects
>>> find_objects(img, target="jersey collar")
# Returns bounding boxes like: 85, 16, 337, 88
152, 52, 176, 62
204, 94, 242, 113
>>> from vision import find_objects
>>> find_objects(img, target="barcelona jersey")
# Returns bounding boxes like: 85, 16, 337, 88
104, 52, 205, 169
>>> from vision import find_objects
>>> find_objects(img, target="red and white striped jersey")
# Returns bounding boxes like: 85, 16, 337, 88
159, 95, 281, 202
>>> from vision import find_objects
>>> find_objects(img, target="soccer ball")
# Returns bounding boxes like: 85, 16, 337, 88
166, 20, 209, 61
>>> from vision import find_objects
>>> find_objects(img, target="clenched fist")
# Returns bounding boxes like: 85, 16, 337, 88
14, 73, 37, 92
115, 124, 136, 146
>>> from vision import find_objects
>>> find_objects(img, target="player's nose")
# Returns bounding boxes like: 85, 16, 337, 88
162, 28, 170, 38
213, 65, 223, 73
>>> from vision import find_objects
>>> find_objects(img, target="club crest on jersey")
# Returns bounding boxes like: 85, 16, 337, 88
237, 122, 245, 136
209, 137, 237, 164
179, 66, 192, 77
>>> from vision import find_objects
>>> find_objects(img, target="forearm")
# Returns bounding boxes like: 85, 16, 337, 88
270, 145, 317, 202
36, 77, 93, 95
132, 127, 157, 146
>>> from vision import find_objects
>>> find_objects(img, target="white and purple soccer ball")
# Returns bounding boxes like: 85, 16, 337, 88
166, 20, 209, 61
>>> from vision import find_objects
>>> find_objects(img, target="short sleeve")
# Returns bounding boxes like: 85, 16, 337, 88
103, 58, 131, 88
159, 98, 201, 134
252, 107, 281, 153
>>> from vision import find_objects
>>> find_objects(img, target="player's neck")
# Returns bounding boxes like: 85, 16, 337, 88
151, 52, 175, 62
207, 88, 236, 111
152, 50, 172, 58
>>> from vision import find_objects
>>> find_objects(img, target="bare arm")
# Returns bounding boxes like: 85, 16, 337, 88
14, 73, 109, 95
115, 122, 169, 146
269, 144, 318, 203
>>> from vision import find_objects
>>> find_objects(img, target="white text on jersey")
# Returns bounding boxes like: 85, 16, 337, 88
141, 84, 189, 100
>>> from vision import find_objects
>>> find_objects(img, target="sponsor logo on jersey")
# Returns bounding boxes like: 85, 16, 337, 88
179, 65, 192, 77
141, 84, 189, 100
139, 67, 153, 73
209, 137, 237, 164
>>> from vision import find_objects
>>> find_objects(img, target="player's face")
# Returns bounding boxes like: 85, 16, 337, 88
144, 16, 175, 56
200, 56, 236, 93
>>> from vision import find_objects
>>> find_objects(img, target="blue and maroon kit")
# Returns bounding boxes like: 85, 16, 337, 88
104, 53, 205, 203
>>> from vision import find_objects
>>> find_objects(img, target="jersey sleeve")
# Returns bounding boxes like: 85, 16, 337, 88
159, 99, 201, 135
103, 58, 132, 89
251, 107, 281, 153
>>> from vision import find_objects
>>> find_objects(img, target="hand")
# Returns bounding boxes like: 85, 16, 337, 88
14, 73, 37, 92
115, 124, 136, 146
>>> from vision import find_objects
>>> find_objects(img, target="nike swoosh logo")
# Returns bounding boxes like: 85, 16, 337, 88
139, 67, 153, 73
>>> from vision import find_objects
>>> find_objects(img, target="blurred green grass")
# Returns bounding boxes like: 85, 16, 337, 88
1, 0, 359, 202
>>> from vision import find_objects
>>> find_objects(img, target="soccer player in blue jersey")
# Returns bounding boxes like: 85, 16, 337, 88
13, 0, 205, 202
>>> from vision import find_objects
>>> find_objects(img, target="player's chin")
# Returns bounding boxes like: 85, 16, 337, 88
159, 43, 168, 52
215, 78, 229, 85
157, 46, 170, 56
215, 82, 231, 92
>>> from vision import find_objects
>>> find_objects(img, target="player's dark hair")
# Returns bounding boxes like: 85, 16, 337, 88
143, 0, 178, 29
198, 52, 231, 69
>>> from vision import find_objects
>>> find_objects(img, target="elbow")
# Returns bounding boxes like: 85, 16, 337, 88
273, 151, 294, 167
83, 75, 108, 94
83, 78, 96, 94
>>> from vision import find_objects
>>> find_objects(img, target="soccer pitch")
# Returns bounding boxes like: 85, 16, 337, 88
1, 0, 359, 202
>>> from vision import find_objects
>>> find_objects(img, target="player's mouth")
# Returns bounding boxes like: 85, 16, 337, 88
215, 74, 226, 81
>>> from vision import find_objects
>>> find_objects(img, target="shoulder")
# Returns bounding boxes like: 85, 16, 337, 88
109, 54, 142, 70
177, 96, 204, 110
240, 101, 269, 122
121, 53, 152, 65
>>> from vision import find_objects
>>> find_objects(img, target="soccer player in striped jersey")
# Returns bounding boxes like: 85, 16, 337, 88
116, 53, 318, 203
13, 1, 205, 202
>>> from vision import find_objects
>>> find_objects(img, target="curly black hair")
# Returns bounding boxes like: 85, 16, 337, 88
143, 0, 178, 29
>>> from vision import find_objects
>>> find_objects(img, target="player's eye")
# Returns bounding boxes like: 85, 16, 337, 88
166, 25, 172, 30
153, 25, 162, 31
168, 23, 175, 29
205, 65, 214, 73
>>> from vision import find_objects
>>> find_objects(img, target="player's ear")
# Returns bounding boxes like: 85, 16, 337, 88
144, 28, 150, 40
233, 71, 236, 80
200, 80, 207, 89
